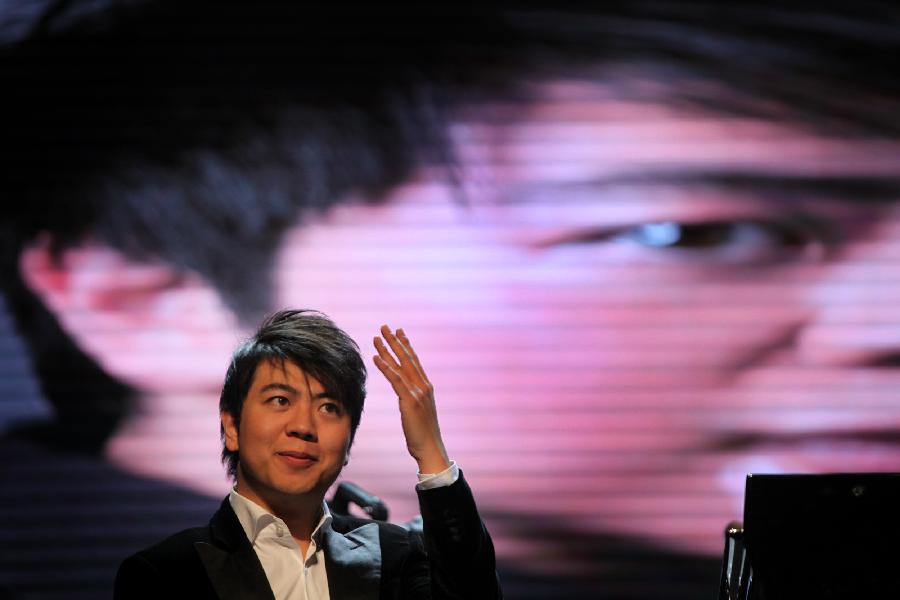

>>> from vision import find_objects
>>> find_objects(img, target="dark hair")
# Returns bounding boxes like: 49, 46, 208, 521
2, 1, 900, 448
218, 309, 366, 480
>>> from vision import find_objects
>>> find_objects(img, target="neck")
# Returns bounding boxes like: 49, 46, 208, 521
235, 478, 324, 541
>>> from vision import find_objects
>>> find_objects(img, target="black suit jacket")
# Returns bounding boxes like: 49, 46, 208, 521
114, 472, 501, 599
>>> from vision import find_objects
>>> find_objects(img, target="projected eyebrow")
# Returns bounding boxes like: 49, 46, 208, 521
634, 172, 900, 202
512, 171, 900, 204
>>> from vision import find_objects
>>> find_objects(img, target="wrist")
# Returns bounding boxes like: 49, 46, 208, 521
413, 444, 451, 475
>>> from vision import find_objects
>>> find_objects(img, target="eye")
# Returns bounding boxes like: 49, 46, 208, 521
266, 396, 290, 407
620, 219, 818, 264
550, 217, 826, 266
319, 401, 344, 416
622, 220, 797, 247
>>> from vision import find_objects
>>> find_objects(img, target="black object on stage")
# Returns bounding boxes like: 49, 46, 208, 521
719, 473, 900, 600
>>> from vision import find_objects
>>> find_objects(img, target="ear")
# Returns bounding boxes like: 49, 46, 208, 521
19, 235, 244, 394
221, 410, 240, 452
343, 432, 352, 466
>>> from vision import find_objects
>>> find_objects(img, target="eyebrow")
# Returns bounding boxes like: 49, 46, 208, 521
258, 382, 333, 399
514, 171, 900, 204
639, 171, 900, 203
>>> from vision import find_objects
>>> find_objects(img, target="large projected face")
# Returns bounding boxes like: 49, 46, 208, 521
40, 78, 899, 565
267, 81, 900, 556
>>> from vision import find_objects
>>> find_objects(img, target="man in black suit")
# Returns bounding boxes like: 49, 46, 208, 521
114, 310, 501, 599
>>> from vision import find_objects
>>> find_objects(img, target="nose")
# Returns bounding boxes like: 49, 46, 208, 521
286, 403, 318, 443
796, 208, 900, 368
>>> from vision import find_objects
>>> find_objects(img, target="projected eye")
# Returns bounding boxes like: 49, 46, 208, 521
629, 219, 823, 264
550, 218, 824, 266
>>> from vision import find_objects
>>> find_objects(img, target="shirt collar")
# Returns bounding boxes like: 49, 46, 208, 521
228, 488, 333, 545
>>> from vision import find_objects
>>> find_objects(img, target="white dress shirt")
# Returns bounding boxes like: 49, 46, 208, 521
229, 461, 459, 600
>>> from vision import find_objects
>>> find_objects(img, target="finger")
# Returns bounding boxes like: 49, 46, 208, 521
382, 324, 427, 383
372, 354, 412, 399
380, 325, 419, 378
395, 328, 430, 385
373, 335, 401, 372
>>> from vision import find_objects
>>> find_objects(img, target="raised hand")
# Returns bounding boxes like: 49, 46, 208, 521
373, 325, 451, 474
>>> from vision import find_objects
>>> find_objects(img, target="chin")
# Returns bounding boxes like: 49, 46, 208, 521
278, 476, 336, 498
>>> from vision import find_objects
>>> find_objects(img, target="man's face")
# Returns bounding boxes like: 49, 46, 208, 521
222, 359, 351, 510
269, 80, 900, 556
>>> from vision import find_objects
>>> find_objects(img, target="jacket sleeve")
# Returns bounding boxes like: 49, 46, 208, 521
411, 470, 503, 600
114, 552, 163, 600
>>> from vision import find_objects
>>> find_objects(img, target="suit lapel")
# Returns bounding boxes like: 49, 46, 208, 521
195, 498, 275, 600
323, 516, 382, 600
193, 498, 383, 600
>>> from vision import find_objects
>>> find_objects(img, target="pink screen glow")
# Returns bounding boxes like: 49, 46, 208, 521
5, 79, 900, 600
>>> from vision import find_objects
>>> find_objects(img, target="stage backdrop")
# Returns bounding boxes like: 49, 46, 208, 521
2, 4, 900, 599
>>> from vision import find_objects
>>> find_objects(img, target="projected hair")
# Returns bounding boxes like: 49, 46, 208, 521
2, 1, 899, 449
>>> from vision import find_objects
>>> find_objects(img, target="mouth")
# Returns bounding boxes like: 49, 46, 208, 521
276, 451, 319, 467
710, 429, 900, 475
710, 429, 900, 452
